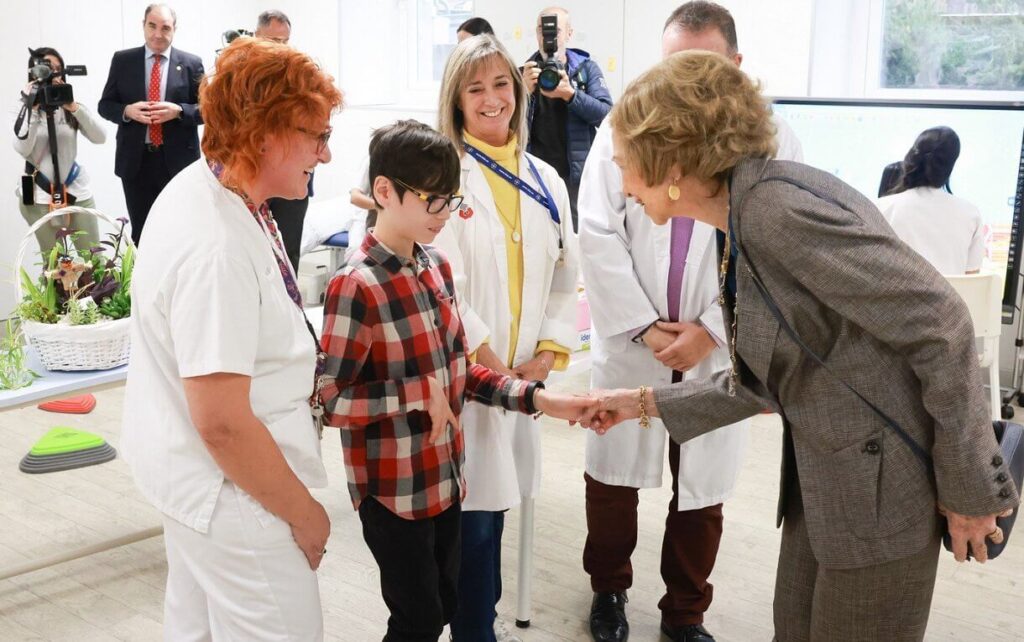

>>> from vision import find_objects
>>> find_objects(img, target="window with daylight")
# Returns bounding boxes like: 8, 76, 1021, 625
408, 0, 475, 89
880, 0, 1024, 91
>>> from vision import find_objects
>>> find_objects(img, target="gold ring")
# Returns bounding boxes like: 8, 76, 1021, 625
988, 528, 1000, 538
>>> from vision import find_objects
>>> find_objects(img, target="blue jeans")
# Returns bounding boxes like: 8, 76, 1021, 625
450, 510, 505, 641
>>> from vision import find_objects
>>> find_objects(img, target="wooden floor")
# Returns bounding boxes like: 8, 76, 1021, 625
1, 366, 1023, 641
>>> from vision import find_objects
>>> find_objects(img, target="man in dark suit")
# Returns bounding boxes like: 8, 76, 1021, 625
99, 3, 203, 246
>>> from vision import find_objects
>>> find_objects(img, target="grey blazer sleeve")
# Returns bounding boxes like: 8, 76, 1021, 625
654, 369, 775, 444
742, 180, 1017, 516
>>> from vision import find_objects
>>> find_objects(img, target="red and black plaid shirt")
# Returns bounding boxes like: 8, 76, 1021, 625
320, 234, 536, 520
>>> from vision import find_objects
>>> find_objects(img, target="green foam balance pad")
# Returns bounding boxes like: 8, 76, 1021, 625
19, 428, 117, 474
29, 427, 106, 456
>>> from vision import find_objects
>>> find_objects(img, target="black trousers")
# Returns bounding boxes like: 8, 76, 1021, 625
121, 147, 173, 247
267, 196, 309, 273
359, 497, 462, 642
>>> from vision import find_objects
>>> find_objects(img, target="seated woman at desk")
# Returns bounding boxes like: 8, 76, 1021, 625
876, 126, 985, 274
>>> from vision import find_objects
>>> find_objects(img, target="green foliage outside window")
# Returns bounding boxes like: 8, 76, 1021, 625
883, 0, 1024, 90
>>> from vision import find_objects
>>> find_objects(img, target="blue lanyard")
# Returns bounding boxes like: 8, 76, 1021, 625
463, 142, 561, 227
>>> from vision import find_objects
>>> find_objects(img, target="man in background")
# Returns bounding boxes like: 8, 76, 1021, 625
99, 3, 204, 246
523, 6, 612, 231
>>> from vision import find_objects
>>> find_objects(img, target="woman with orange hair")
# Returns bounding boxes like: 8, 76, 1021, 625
120, 38, 342, 640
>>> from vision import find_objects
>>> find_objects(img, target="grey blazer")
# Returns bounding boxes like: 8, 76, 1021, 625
654, 158, 1020, 570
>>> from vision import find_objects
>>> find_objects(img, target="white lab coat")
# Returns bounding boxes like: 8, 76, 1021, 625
577, 116, 802, 508
432, 149, 580, 512
876, 186, 985, 274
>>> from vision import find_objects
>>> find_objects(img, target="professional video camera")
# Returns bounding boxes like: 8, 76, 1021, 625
537, 14, 562, 92
25, 53, 86, 110
15, 49, 88, 210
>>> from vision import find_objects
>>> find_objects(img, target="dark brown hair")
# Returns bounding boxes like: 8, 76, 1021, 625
369, 120, 461, 207
664, 1, 738, 55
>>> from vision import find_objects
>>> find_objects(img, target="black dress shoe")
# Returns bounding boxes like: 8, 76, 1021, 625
660, 622, 715, 642
589, 591, 629, 641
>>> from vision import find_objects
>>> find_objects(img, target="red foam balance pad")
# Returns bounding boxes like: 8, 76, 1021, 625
38, 394, 97, 414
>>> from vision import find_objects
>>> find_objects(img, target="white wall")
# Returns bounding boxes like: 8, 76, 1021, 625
0, 0, 342, 319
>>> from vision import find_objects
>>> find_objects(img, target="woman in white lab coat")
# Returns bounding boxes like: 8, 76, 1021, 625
433, 35, 579, 641
876, 126, 985, 275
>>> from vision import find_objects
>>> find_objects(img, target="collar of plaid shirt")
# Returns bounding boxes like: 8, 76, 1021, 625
363, 234, 434, 275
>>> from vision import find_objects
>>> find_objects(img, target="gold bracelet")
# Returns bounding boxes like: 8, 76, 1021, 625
638, 385, 651, 429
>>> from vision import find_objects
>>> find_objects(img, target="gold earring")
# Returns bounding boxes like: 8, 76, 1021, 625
668, 180, 680, 201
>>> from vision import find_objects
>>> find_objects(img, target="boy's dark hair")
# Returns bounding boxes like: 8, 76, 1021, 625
896, 126, 961, 194
457, 17, 494, 36
664, 1, 738, 55
368, 119, 461, 208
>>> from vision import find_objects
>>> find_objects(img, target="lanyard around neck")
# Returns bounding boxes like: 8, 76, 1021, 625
463, 142, 561, 229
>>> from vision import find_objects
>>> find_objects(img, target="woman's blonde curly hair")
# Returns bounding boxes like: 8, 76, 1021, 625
610, 50, 777, 187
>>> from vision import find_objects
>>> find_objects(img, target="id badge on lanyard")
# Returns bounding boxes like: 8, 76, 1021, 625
462, 142, 565, 262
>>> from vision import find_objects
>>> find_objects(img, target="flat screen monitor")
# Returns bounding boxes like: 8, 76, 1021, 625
772, 98, 1024, 324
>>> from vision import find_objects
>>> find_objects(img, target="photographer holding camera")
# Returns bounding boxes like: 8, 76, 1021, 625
14, 47, 105, 254
523, 6, 611, 231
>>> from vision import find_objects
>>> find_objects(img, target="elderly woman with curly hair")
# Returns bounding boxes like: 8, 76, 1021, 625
591, 51, 1018, 641
120, 38, 342, 640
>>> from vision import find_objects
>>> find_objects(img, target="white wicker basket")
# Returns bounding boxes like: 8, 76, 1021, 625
15, 206, 133, 371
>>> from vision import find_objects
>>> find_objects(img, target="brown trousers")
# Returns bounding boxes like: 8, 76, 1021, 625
583, 437, 725, 627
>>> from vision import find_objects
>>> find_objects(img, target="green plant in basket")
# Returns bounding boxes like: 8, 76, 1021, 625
0, 319, 38, 391
17, 218, 133, 325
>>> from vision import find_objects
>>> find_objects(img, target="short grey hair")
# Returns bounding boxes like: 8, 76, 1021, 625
144, 3, 177, 27
257, 9, 291, 29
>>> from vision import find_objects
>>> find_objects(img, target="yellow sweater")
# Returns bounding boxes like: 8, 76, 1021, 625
464, 131, 570, 370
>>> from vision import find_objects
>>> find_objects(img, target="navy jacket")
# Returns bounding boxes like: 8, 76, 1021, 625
98, 46, 204, 180
526, 48, 612, 191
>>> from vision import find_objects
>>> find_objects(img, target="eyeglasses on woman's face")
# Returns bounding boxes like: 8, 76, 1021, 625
390, 177, 464, 214
296, 125, 332, 154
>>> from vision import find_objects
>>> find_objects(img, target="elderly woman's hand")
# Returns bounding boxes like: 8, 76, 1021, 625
939, 503, 1015, 563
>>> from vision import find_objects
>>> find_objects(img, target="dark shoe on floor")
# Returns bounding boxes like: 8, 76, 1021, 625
589, 591, 629, 641
660, 622, 715, 642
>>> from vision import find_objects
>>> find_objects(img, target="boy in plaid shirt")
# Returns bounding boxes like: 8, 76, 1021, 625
320, 120, 594, 641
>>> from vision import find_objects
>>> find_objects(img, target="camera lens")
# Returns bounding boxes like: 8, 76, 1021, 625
538, 64, 561, 91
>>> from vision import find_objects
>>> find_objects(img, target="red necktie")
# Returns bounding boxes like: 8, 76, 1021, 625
148, 55, 163, 146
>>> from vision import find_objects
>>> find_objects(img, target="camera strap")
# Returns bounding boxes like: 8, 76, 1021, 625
24, 161, 79, 205
463, 142, 561, 229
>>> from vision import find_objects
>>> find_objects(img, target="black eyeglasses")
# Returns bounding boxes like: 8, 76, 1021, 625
297, 125, 332, 154
391, 177, 464, 214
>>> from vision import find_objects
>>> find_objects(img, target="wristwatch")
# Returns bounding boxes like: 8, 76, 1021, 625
630, 321, 657, 344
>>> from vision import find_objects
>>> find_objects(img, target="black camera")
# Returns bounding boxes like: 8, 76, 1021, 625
26, 57, 86, 109
538, 15, 562, 92
223, 28, 254, 45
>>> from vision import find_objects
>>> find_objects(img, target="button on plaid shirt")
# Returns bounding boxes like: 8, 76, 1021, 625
320, 234, 535, 520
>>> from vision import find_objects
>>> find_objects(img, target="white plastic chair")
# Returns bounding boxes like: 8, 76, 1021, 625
945, 273, 1002, 421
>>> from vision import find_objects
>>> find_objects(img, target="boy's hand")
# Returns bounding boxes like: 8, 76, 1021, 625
426, 376, 459, 444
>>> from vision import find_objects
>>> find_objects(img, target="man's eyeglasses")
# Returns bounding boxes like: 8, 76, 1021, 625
297, 126, 332, 154
391, 177, 464, 214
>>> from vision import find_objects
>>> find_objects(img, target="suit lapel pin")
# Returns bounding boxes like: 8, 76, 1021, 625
459, 206, 474, 220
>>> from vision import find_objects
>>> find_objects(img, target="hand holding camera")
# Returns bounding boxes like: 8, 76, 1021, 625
533, 15, 575, 102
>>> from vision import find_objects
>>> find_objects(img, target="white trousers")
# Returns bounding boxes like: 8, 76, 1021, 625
161, 482, 323, 641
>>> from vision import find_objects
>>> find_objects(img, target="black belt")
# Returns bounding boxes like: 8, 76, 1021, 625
145, 143, 163, 152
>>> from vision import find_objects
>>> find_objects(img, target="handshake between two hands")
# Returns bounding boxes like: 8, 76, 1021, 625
422, 375, 653, 445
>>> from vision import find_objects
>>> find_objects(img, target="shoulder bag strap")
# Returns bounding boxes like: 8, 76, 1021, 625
731, 176, 935, 473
